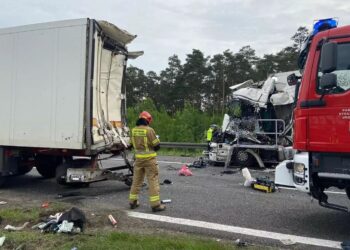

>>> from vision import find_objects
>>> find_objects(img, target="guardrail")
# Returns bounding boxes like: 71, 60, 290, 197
160, 142, 207, 149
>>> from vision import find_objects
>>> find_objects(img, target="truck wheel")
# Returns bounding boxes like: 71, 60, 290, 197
232, 149, 255, 168
35, 155, 63, 178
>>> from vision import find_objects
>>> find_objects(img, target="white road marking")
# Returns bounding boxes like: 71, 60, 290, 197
278, 186, 346, 195
128, 212, 341, 249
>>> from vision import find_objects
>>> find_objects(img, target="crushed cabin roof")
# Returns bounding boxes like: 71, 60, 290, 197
230, 71, 300, 108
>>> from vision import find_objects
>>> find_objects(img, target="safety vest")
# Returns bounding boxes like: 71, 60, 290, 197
131, 126, 160, 159
207, 128, 213, 141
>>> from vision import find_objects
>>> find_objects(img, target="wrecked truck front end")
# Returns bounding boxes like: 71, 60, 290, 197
208, 72, 297, 168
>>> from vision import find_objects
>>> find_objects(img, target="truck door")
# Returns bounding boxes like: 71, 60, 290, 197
307, 38, 350, 153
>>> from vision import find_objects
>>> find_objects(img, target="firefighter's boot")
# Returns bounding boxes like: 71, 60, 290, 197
152, 204, 166, 212
129, 200, 140, 209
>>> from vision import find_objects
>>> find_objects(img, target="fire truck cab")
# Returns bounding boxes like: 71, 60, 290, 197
275, 19, 350, 212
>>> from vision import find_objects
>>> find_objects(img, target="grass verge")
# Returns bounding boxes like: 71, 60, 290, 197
0, 231, 253, 250
0, 204, 263, 250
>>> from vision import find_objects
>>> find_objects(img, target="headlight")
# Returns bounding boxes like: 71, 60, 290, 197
294, 163, 305, 175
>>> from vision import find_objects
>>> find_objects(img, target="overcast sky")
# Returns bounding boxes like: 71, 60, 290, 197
1, 0, 350, 73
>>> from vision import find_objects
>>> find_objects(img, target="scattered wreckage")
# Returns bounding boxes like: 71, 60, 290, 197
208, 71, 298, 168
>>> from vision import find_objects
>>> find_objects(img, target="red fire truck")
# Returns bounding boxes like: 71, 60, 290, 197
275, 18, 350, 212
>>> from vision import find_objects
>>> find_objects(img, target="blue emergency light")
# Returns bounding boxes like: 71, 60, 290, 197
312, 18, 338, 35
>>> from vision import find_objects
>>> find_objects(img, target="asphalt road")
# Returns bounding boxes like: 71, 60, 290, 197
1, 156, 349, 249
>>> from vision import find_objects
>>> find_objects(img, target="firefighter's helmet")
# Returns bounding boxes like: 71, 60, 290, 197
139, 111, 153, 124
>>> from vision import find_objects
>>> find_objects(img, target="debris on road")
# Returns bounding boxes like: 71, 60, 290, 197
0, 236, 5, 247
280, 238, 296, 246
57, 220, 74, 233
242, 168, 276, 193
0, 201, 7, 205
108, 214, 118, 228
242, 168, 255, 187
178, 165, 193, 176
33, 207, 86, 234
161, 179, 172, 185
252, 177, 276, 193
4, 222, 29, 231
234, 239, 248, 247
41, 201, 50, 208
188, 157, 208, 168
161, 199, 172, 204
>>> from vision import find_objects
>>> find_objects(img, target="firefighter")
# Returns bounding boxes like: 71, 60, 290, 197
206, 124, 218, 151
129, 111, 165, 212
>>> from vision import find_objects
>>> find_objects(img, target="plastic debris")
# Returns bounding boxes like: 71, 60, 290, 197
178, 165, 193, 176
234, 239, 248, 247
242, 168, 255, 187
41, 202, 50, 208
189, 157, 208, 168
0, 201, 7, 205
0, 236, 5, 247
108, 214, 118, 228
161, 179, 172, 185
4, 222, 29, 231
57, 220, 74, 233
33, 207, 86, 234
161, 199, 172, 204
280, 239, 296, 245
58, 207, 86, 231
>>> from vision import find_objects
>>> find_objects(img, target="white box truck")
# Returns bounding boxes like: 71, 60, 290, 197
0, 18, 140, 186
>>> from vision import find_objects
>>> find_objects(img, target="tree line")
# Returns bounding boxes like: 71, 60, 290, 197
126, 27, 309, 115
125, 27, 309, 142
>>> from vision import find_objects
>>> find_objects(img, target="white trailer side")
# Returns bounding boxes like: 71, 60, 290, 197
0, 19, 88, 149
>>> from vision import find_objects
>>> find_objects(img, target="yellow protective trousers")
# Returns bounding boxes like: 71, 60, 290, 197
129, 157, 161, 207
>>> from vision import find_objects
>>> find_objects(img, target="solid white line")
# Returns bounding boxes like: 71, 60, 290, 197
128, 212, 341, 249
278, 187, 346, 195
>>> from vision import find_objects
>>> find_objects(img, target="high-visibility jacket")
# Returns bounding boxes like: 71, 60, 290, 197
131, 125, 160, 159
207, 128, 214, 141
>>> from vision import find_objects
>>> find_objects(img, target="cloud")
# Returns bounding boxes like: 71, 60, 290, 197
1, 0, 349, 72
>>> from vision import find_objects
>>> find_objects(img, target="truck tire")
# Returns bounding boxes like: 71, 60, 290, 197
35, 155, 63, 178
232, 149, 255, 168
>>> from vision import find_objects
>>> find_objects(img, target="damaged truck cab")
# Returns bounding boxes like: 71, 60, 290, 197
275, 19, 350, 211
209, 72, 296, 169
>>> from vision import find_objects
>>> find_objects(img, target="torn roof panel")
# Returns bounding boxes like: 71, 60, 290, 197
97, 20, 137, 46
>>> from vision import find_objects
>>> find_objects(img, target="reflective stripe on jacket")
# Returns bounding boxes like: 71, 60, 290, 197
131, 125, 160, 159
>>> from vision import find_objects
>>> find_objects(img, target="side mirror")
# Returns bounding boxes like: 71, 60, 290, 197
287, 73, 299, 86
320, 42, 337, 73
320, 73, 337, 89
